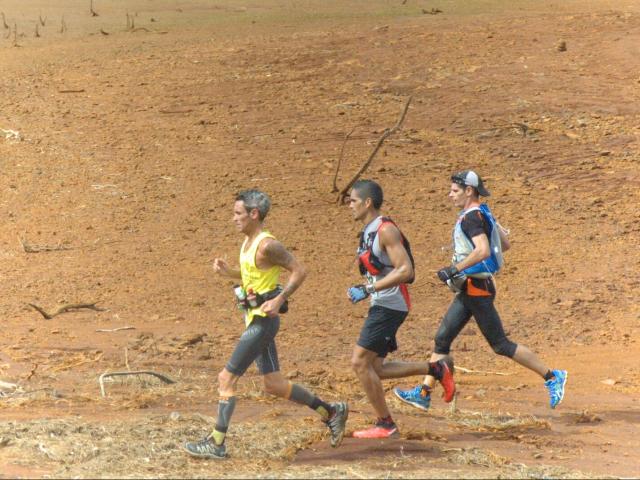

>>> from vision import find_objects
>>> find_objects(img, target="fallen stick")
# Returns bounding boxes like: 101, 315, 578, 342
336, 96, 412, 203
332, 126, 358, 193
99, 371, 176, 397
0, 380, 18, 390
25, 364, 38, 381
12, 22, 18, 48
19, 236, 71, 253
124, 347, 130, 371
449, 392, 458, 414
50, 353, 103, 373
159, 108, 192, 114
58, 89, 85, 94
455, 365, 511, 376
0, 387, 55, 399
28, 302, 106, 320
96, 326, 135, 333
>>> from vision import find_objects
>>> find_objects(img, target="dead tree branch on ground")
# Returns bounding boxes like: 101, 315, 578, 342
28, 302, 106, 320
99, 371, 176, 397
335, 96, 412, 203
19, 237, 71, 252
331, 126, 358, 193
96, 326, 135, 333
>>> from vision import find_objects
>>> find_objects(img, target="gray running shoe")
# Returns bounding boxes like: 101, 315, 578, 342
325, 401, 349, 448
184, 435, 226, 459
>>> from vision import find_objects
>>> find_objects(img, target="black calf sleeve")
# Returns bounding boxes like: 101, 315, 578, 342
491, 339, 517, 358
290, 384, 333, 419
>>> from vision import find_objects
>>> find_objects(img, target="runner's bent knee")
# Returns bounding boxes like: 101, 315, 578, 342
434, 324, 457, 355
490, 338, 517, 358
218, 369, 235, 395
351, 347, 374, 373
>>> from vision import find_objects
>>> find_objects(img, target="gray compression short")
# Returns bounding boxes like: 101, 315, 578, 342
225, 315, 280, 376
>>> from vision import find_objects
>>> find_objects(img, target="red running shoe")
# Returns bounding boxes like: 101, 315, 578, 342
437, 359, 456, 403
353, 422, 399, 439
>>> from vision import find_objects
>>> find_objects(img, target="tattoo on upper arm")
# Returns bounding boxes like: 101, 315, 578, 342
264, 240, 295, 268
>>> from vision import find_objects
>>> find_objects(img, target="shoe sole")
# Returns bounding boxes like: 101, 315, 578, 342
330, 403, 349, 448
352, 428, 400, 439
551, 372, 568, 409
393, 389, 429, 411
183, 445, 226, 460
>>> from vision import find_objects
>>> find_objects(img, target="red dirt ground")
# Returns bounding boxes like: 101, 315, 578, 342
1, 0, 639, 477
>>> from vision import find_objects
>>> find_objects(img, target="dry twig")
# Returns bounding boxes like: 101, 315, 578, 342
335, 96, 412, 203
28, 302, 105, 320
20, 237, 71, 252
12, 22, 18, 47
456, 365, 511, 376
332, 126, 358, 193
50, 352, 103, 373
99, 370, 176, 397
96, 326, 135, 333
124, 348, 130, 371
159, 108, 192, 114
0, 380, 18, 390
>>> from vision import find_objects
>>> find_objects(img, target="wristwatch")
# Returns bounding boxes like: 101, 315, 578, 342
365, 283, 376, 295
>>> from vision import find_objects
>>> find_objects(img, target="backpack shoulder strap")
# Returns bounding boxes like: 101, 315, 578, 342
377, 216, 395, 230
459, 206, 488, 243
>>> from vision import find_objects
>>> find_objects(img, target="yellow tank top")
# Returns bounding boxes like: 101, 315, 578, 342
239, 231, 281, 325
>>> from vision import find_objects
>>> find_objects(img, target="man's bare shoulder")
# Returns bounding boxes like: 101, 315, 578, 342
260, 238, 295, 268
378, 221, 402, 245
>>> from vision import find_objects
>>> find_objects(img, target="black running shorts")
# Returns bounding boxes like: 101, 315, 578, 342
357, 305, 408, 358
226, 316, 280, 376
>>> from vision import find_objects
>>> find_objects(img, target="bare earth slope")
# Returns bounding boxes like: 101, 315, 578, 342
0, 1, 639, 478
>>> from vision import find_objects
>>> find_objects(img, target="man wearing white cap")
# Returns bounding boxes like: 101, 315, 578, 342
393, 170, 567, 410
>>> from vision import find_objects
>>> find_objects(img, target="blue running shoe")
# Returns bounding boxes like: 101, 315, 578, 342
544, 369, 567, 409
393, 385, 431, 411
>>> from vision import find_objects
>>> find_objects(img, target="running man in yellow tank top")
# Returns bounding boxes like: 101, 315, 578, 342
184, 189, 348, 459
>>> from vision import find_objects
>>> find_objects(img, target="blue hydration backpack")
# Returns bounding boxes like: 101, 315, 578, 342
462, 204, 504, 276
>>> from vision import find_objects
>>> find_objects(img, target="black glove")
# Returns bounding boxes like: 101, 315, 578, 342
437, 265, 459, 284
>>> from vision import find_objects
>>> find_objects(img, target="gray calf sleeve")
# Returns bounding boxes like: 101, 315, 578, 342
215, 396, 237, 432
289, 384, 315, 408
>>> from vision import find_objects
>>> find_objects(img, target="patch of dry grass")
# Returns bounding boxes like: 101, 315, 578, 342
0, 413, 330, 478
448, 409, 550, 432
0, 412, 598, 479
443, 447, 592, 479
